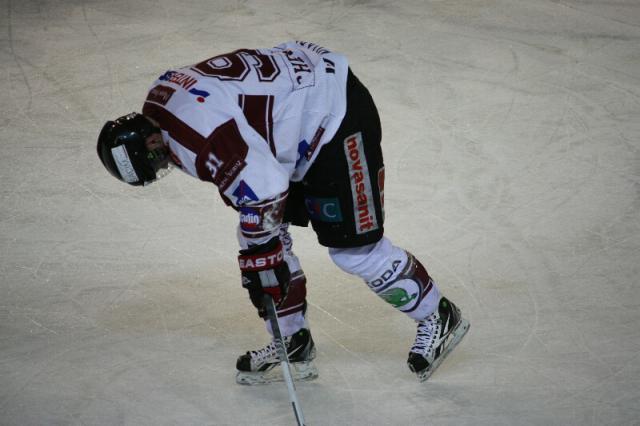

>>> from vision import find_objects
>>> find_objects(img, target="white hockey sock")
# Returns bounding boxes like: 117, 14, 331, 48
265, 310, 307, 337
329, 237, 441, 321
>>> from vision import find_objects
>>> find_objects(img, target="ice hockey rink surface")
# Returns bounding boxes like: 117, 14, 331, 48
1, 0, 639, 424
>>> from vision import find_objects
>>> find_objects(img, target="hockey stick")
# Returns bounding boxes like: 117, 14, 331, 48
263, 294, 306, 426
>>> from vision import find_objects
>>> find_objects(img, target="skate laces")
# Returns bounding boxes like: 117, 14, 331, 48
410, 313, 441, 355
250, 336, 290, 364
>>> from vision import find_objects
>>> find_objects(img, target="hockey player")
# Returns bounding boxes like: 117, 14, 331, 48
96, 41, 469, 383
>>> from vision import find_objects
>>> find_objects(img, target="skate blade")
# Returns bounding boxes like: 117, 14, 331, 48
417, 317, 470, 382
236, 360, 319, 385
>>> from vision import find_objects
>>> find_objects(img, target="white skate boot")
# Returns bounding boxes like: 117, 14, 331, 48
407, 297, 470, 381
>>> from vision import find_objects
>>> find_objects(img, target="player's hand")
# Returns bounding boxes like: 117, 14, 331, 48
238, 237, 291, 312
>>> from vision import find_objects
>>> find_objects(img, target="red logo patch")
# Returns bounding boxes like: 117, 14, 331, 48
146, 85, 175, 106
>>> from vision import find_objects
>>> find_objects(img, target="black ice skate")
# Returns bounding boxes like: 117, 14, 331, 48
236, 328, 318, 385
407, 297, 470, 382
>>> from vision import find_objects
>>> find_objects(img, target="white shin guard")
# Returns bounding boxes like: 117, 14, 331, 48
329, 237, 441, 321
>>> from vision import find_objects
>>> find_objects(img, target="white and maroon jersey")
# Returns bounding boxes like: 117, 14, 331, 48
142, 41, 349, 217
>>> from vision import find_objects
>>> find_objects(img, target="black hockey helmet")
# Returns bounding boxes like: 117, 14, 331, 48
97, 112, 167, 186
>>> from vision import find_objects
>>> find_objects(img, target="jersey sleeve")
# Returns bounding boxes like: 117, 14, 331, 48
143, 88, 289, 203
192, 109, 290, 245
143, 93, 290, 244
193, 112, 290, 209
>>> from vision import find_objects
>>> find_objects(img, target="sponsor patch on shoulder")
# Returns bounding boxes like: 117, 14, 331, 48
146, 85, 176, 106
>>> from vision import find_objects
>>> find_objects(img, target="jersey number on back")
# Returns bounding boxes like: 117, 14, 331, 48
191, 49, 280, 82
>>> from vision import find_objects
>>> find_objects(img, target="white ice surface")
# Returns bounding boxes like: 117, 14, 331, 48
1, 0, 639, 425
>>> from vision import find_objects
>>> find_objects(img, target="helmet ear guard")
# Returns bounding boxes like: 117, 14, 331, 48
96, 113, 165, 186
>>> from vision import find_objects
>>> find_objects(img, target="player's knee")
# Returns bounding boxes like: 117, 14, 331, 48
328, 237, 403, 281
329, 241, 377, 276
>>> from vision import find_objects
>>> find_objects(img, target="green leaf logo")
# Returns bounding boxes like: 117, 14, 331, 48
380, 288, 418, 308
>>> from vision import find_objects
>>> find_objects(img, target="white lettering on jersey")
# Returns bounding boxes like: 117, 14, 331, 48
205, 152, 224, 180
